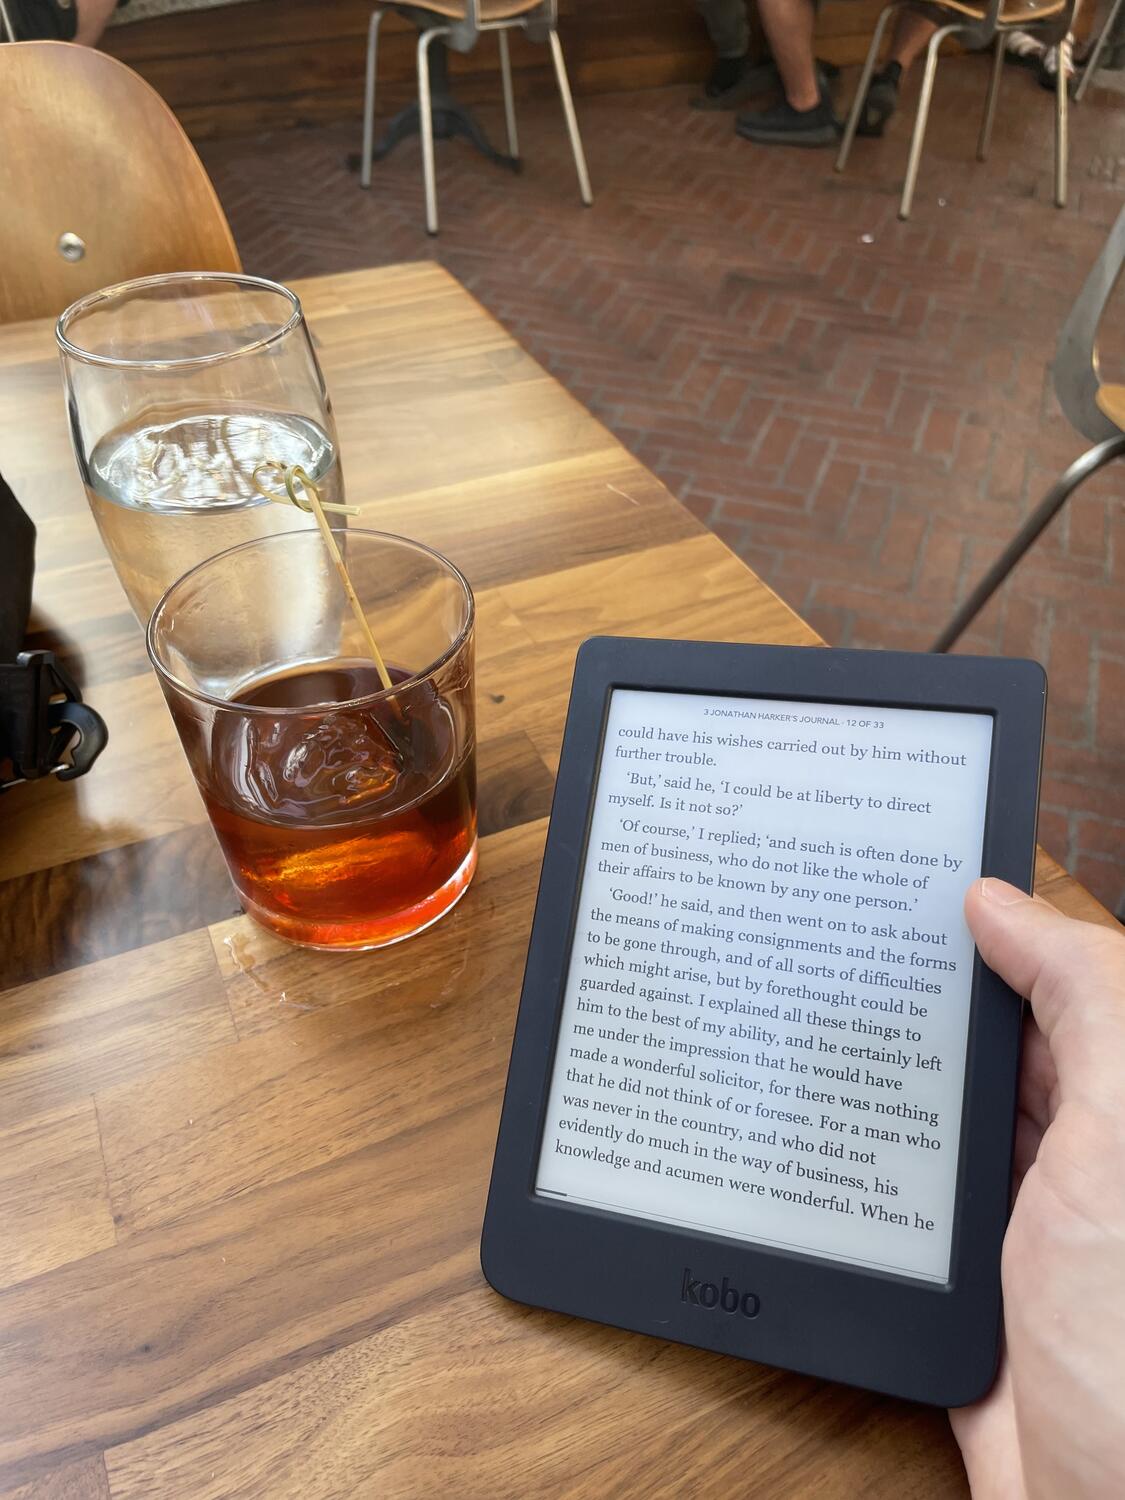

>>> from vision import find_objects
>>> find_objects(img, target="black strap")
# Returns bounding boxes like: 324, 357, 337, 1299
0, 471, 106, 788
0, 650, 108, 790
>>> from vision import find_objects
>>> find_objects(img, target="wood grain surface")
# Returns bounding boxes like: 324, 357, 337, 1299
0, 42, 239, 325
0, 263, 1115, 1499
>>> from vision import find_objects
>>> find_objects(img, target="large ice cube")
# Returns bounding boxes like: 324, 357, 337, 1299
238, 709, 402, 820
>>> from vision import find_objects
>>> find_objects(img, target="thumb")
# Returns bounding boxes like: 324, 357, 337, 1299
964, 878, 1125, 1110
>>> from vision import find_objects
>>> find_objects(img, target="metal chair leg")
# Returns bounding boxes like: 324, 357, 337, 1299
1054, 202, 1125, 441
0, 0, 17, 40
498, 29, 520, 158
1056, 32, 1071, 207
836, 2, 903, 173
930, 434, 1125, 652
900, 23, 962, 220
547, 27, 593, 206
360, 9, 385, 190
1076, 0, 1125, 101
418, 25, 452, 235
977, 32, 1006, 161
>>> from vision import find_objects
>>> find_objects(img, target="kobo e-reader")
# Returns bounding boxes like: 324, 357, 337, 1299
481, 639, 1045, 1406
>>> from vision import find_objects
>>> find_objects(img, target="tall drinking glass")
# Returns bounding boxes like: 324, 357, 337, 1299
57, 272, 341, 624
148, 529, 477, 950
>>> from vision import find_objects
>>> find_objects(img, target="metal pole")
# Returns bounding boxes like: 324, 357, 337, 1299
836, 3, 902, 172
930, 435, 1125, 652
1055, 32, 1071, 207
900, 24, 962, 220
418, 26, 452, 235
1076, 0, 1125, 101
360, 10, 385, 190
547, 28, 592, 205
977, 33, 1006, 161
498, 28, 519, 158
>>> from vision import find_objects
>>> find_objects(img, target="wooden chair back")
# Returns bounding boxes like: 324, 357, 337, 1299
409, 0, 551, 20
0, 41, 240, 325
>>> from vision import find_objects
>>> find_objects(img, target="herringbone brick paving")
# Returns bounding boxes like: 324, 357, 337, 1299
199, 58, 1125, 914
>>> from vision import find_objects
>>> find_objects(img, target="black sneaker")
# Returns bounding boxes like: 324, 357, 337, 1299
691, 54, 780, 110
735, 96, 840, 147
856, 62, 901, 137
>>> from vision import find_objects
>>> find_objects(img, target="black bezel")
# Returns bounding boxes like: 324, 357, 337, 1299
481, 639, 1045, 1407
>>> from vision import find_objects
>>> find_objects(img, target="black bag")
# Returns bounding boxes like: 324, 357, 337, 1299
0, 472, 107, 790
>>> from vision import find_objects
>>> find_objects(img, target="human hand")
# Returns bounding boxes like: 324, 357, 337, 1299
951, 878, 1125, 1499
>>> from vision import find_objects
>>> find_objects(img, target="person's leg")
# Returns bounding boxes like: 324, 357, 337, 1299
755, 0, 820, 107
75, 0, 118, 45
693, 0, 781, 108
857, 8, 937, 136
888, 9, 935, 70
734, 0, 839, 144
696, 0, 750, 58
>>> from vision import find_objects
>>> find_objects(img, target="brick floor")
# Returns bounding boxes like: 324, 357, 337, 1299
199, 57, 1125, 915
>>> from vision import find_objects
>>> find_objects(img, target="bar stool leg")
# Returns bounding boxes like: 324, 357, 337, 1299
499, 29, 520, 158
418, 26, 451, 235
1076, 0, 1125, 101
900, 23, 961, 219
1056, 32, 1071, 207
360, 9, 385, 189
547, 28, 593, 206
977, 32, 1006, 161
836, 2, 902, 173
930, 435, 1125, 651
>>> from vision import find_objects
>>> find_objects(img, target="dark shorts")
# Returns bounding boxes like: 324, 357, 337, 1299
4, 0, 130, 39
5, 0, 80, 39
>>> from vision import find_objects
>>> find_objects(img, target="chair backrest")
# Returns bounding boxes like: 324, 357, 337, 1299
409, 0, 555, 29
0, 41, 240, 325
1053, 204, 1125, 442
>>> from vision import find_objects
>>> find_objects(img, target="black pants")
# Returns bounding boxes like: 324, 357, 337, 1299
2, 0, 130, 39
3, 0, 80, 38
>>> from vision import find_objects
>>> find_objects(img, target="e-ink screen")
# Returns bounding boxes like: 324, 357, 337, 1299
535, 690, 994, 1283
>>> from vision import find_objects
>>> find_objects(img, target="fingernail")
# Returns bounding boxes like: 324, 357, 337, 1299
979, 877, 1026, 906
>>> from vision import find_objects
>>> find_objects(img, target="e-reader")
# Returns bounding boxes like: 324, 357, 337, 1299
481, 639, 1045, 1406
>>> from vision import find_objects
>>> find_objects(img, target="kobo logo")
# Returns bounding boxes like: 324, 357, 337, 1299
681, 1268, 760, 1318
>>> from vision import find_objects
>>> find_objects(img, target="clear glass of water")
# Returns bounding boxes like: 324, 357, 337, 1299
57, 272, 343, 624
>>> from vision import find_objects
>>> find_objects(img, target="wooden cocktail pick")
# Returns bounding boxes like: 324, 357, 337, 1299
252, 461, 408, 739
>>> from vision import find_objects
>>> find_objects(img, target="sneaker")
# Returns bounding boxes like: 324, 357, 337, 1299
690, 53, 841, 110
735, 96, 841, 147
1005, 30, 1046, 70
691, 53, 779, 110
856, 61, 901, 137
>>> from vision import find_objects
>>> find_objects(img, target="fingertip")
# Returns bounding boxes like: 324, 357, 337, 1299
964, 878, 1039, 982
976, 877, 1029, 908
964, 879, 1034, 939
964, 876, 1081, 1019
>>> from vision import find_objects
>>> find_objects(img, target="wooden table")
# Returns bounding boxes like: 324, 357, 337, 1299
0, 264, 1114, 1500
